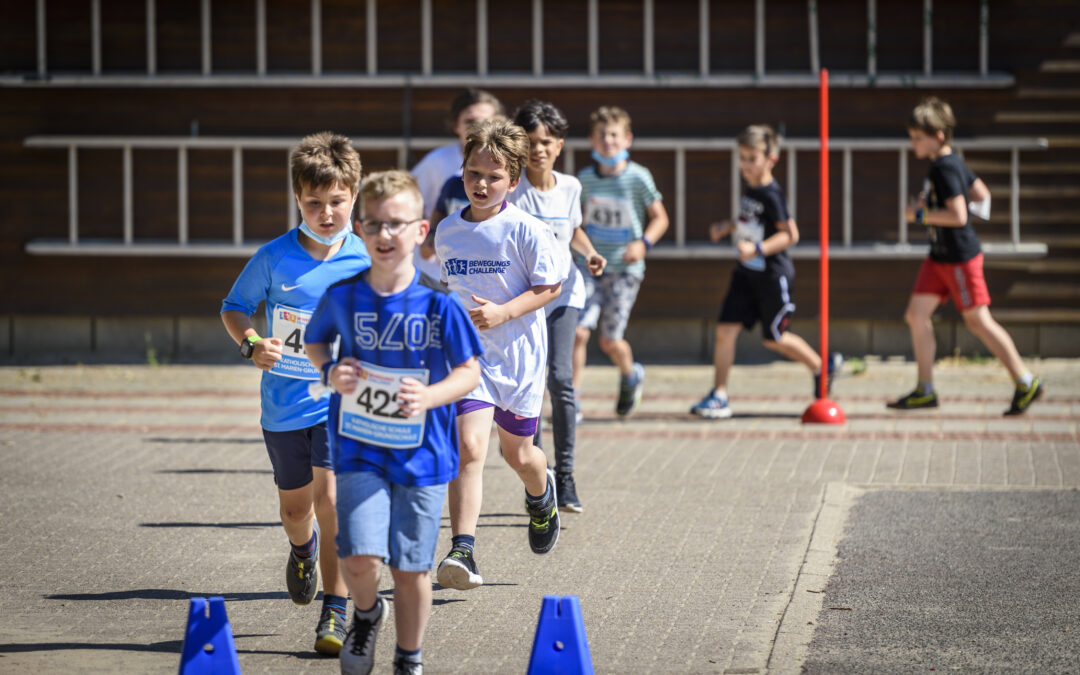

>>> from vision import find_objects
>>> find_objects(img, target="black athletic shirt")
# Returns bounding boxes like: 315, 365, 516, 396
923, 153, 981, 263
733, 181, 795, 277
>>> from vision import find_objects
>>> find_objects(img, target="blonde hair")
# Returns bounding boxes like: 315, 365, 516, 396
461, 116, 530, 184
736, 124, 780, 156
908, 97, 955, 144
589, 106, 633, 135
290, 131, 362, 195
359, 170, 423, 219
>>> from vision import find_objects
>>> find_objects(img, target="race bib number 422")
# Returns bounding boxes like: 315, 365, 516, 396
339, 362, 429, 449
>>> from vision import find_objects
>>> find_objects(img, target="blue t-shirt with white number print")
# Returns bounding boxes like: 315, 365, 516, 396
305, 271, 483, 486
221, 228, 370, 432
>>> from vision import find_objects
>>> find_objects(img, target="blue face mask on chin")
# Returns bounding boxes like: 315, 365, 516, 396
298, 221, 349, 246
591, 149, 630, 167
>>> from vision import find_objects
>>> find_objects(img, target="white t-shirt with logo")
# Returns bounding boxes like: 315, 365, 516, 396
508, 171, 585, 312
434, 202, 564, 417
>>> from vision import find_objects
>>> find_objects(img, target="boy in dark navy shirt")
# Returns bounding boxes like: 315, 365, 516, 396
692, 125, 837, 419
889, 97, 1042, 415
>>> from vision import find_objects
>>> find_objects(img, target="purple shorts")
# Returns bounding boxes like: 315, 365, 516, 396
456, 399, 539, 437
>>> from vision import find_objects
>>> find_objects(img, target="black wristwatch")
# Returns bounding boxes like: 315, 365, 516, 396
239, 335, 261, 359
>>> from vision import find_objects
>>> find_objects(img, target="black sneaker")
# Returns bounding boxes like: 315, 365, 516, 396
1004, 377, 1043, 416
393, 657, 423, 675
886, 387, 939, 410
813, 352, 843, 397
616, 362, 645, 417
286, 540, 319, 606
555, 471, 583, 513
526, 468, 560, 554
436, 547, 483, 590
314, 606, 347, 656
341, 597, 387, 675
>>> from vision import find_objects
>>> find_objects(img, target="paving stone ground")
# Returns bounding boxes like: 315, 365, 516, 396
0, 357, 1076, 673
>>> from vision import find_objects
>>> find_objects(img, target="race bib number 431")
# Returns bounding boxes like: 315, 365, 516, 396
339, 362, 429, 449
584, 195, 634, 245
270, 305, 319, 380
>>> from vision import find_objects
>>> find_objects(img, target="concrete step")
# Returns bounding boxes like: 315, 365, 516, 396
994, 110, 1080, 123
1006, 281, 1080, 299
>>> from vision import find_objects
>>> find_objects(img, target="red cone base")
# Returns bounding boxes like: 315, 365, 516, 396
802, 398, 846, 425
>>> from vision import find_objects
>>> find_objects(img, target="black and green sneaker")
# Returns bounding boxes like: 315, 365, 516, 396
886, 387, 939, 410
526, 469, 560, 555
436, 547, 483, 590
286, 540, 319, 605
1004, 378, 1043, 416
314, 606, 347, 656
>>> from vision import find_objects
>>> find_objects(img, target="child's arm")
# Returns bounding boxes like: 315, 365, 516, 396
709, 220, 734, 243
396, 357, 481, 418
420, 207, 447, 259
905, 194, 969, 228
570, 227, 607, 276
623, 199, 669, 264
222, 309, 283, 371
735, 219, 799, 261
969, 177, 990, 203
304, 343, 362, 395
468, 283, 562, 330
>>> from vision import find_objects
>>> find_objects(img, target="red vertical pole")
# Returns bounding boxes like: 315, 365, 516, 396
818, 68, 829, 400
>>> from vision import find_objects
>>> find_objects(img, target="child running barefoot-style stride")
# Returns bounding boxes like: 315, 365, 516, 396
221, 132, 370, 655
691, 125, 838, 420
509, 99, 606, 514
889, 97, 1043, 415
434, 117, 566, 590
305, 171, 482, 675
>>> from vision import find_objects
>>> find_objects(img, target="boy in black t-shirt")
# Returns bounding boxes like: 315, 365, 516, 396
691, 125, 837, 419
889, 97, 1042, 415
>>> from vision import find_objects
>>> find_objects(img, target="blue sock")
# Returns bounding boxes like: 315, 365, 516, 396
291, 531, 317, 559
323, 594, 348, 620
395, 645, 422, 664
451, 534, 475, 553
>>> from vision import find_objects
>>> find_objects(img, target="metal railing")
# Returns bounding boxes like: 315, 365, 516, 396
11, 0, 1009, 88
23, 134, 1047, 258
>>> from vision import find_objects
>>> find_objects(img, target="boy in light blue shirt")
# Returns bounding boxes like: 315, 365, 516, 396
221, 131, 370, 656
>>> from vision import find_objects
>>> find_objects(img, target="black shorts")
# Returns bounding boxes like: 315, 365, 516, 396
262, 424, 331, 491
717, 266, 796, 341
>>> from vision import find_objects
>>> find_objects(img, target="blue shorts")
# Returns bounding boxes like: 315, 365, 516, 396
335, 471, 448, 572
262, 425, 332, 491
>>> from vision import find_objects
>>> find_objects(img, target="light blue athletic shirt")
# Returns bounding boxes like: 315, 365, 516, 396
577, 161, 663, 278
221, 229, 371, 431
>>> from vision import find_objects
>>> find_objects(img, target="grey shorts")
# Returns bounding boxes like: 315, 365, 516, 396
578, 271, 643, 341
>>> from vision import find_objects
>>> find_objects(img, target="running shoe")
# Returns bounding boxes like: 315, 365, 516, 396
340, 597, 388, 675
616, 362, 645, 417
690, 391, 732, 419
436, 547, 483, 590
286, 538, 319, 606
314, 606, 346, 656
526, 468, 560, 554
393, 657, 423, 675
886, 387, 939, 410
1004, 377, 1043, 416
555, 471, 583, 513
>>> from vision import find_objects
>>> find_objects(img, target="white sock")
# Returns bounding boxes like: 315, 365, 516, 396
1017, 371, 1034, 389
918, 381, 934, 395
712, 389, 727, 402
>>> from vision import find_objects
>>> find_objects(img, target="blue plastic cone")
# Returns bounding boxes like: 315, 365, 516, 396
179, 596, 241, 674
528, 595, 594, 675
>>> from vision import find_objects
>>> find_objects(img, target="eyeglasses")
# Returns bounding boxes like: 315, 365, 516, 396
358, 218, 420, 235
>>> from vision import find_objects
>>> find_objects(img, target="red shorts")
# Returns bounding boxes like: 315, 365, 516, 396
912, 253, 991, 311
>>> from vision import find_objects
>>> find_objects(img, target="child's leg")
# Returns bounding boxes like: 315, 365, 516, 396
596, 273, 643, 377
598, 337, 634, 376
496, 426, 549, 498
905, 293, 941, 384
545, 307, 579, 474
278, 485, 316, 547
311, 466, 348, 597
961, 305, 1026, 379
713, 323, 743, 395
763, 332, 822, 372
340, 554, 382, 612
389, 568, 431, 652
572, 326, 591, 391
447, 407, 496, 537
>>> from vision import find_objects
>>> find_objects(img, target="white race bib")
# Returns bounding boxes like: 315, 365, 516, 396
339, 362, 429, 449
733, 218, 766, 271
584, 195, 634, 246
270, 304, 319, 380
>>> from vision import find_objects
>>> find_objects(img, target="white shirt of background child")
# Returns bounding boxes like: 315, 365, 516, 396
508, 171, 585, 313
434, 202, 564, 417
411, 143, 463, 220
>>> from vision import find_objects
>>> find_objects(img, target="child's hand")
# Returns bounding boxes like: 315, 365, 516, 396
469, 295, 510, 330
586, 252, 607, 276
622, 239, 647, 264
252, 337, 283, 371
736, 240, 758, 262
709, 221, 731, 243
396, 377, 431, 418
332, 357, 361, 395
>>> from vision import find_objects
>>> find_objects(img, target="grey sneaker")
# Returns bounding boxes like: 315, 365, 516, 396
616, 362, 645, 417
526, 468, 560, 554
555, 471, 583, 513
393, 657, 423, 675
286, 538, 319, 606
341, 597, 388, 675
314, 606, 347, 655
436, 547, 483, 590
